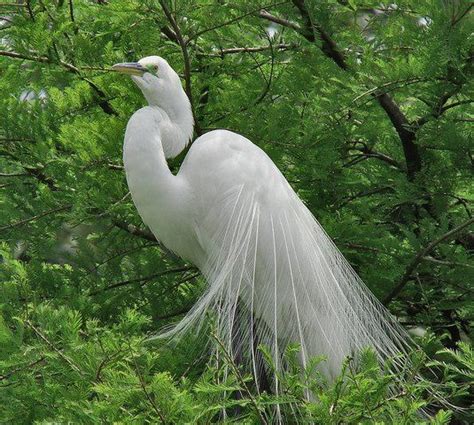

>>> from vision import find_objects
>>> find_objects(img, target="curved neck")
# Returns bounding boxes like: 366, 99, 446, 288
123, 107, 177, 200
143, 83, 194, 159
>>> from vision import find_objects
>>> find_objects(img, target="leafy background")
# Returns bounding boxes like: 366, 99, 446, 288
0, 0, 472, 423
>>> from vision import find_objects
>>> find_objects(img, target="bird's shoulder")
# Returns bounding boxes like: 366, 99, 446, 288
180, 129, 290, 201
126, 106, 166, 130
184, 129, 268, 167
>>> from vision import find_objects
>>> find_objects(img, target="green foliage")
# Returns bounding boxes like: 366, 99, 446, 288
1, 0, 472, 422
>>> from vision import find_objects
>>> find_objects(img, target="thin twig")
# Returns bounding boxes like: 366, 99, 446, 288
158, 0, 201, 135
211, 332, 269, 425
68, 0, 75, 24
384, 217, 474, 304
155, 304, 194, 320
25, 0, 34, 20
422, 256, 474, 269
111, 219, 180, 260
0, 50, 116, 114
132, 356, 167, 424
0, 2, 26, 7
259, 2, 424, 180
202, 43, 295, 57
90, 266, 195, 295
0, 204, 71, 232
25, 320, 83, 375
339, 186, 394, 207
259, 9, 302, 33
112, 219, 157, 242
0, 357, 46, 381
451, 4, 473, 26
188, 1, 290, 41
0, 172, 29, 177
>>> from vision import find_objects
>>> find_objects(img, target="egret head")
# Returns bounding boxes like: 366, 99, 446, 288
113, 55, 194, 157
112, 56, 183, 108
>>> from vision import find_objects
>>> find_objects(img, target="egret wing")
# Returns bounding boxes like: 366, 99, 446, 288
173, 130, 413, 392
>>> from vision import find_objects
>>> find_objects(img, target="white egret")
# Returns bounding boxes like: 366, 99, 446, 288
113, 56, 414, 395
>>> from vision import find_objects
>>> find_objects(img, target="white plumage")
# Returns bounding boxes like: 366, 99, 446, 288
113, 56, 414, 398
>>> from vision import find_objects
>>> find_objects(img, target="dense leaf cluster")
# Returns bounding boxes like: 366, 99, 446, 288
1, 0, 472, 423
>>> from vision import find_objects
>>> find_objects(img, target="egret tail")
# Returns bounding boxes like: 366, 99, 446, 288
160, 182, 413, 390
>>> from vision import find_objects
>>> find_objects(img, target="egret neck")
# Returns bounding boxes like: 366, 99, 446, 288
122, 103, 201, 265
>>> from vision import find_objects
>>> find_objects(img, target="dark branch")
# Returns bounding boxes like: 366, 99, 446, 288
451, 4, 473, 27
112, 219, 157, 242
159, 0, 201, 135
349, 145, 402, 169
339, 186, 394, 207
374, 94, 421, 180
291, 0, 347, 69
0, 50, 116, 115
90, 266, 195, 295
111, 219, 180, 261
0, 357, 46, 382
154, 305, 193, 320
259, 9, 302, 33
23, 165, 58, 191
160, 25, 179, 44
202, 43, 296, 57
259, 3, 423, 180
0, 205, 71, 233
415, 93, 472, 128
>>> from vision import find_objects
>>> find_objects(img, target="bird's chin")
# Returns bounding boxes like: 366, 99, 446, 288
131, 75, 148, 91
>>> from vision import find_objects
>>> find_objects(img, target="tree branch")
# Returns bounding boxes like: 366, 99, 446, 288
202, 43, 295, 57
112, 219, 157, 242
259, 2, 423, 180
211, 332, 269, 425
158, 0, 201, 135
373, 94, 421, 180
384, 217, 474, 305
132, 357, 167, 423
451, 4, 473, 27
422, 255, 474, 269
259, 9, 302, 33
348, 145, 402, 169
189, 1, 291, 41
0, 50, 116, 115
23, 165, 58, 190
154, 305, 193, 320
0, 204, 71, 233
25, 320, 83, 376
90, 266, 195, 295
0, 357, 46, 381
68, 0, 75, 25
0, 50, 50, 63
415, 95, 472, 128
0, 2, 26, 7
339, 185, 394, 207
0, 172, 28, 177
111, 219, 180, 261
291, 0, 348, 69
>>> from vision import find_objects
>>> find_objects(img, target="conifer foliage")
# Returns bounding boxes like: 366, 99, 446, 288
1, 1, 472, 422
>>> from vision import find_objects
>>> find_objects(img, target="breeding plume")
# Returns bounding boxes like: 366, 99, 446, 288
113, 56, 413, 395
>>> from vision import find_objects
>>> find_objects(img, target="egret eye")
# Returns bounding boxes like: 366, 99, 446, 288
146, 64, 159, 75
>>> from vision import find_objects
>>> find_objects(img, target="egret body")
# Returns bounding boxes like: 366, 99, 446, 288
113, 56, 412, 394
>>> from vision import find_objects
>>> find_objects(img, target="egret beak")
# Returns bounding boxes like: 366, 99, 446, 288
111, 62, 146, 76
